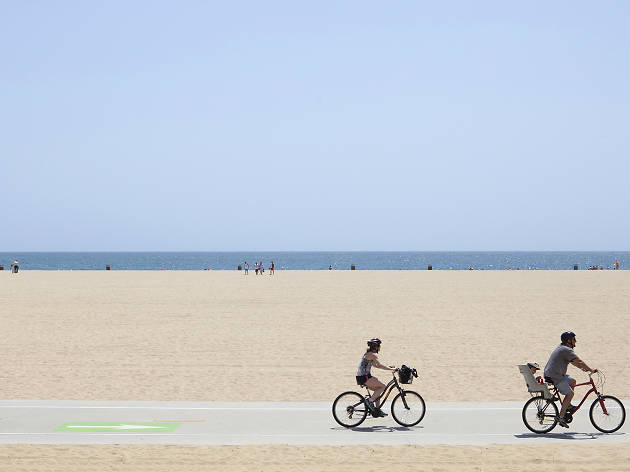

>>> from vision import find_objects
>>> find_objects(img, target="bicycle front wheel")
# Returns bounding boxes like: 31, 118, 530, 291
590, 395, 626, 433
522, 396, 558, 433
332, 391, 368, 428
391, 390, 426, 427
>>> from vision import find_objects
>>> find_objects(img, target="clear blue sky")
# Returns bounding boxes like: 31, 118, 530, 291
2, 1, 628, 251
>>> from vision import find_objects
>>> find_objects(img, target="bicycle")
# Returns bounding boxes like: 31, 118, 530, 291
522, 370, 626, 434
332, 368, 426, 428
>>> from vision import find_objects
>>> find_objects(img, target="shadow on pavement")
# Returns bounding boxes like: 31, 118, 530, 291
515, 431, 624, 441
330, 425, 419, 432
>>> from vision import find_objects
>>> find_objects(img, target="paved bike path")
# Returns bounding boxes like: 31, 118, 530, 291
0, 400, 627, 446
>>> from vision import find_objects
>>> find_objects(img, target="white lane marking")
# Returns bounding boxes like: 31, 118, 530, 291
64, 424, 167, 430
0, 405, 522, 411
0, 432, 542, 437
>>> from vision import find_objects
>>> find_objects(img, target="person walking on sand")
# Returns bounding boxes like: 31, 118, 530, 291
254, 262, 259, 275
244, 262, 249, 275
544, 331, 597, 428
356, 338, 397, 418
269, 261, 275, 275
10, 260, 19, 274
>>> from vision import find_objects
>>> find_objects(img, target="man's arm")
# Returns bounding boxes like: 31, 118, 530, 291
571, 358, 597, 373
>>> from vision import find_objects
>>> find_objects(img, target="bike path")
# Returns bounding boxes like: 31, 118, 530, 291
0, 400, 627, 446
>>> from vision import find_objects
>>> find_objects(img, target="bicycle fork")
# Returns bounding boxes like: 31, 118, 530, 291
596, 394, 610, 415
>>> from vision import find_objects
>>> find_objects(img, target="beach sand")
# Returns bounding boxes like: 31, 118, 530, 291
2, 444, 630, 472
1, 270, 629, 470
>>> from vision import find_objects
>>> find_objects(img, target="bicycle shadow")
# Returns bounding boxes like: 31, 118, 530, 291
330, 425, 420, 433
515, 431, 625, 441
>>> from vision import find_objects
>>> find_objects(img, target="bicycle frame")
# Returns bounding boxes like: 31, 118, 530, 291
548, 373, 609, 416
362, 372, 407, 409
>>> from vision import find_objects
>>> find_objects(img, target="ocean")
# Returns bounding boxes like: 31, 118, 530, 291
0, 252, 626, 271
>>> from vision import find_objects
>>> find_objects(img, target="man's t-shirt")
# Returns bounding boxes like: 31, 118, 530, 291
544, 344, 579, 383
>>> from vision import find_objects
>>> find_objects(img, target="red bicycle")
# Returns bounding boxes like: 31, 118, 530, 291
522, 371, 626, 434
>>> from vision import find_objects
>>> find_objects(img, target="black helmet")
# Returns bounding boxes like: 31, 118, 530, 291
367, 338, 382, 346
561, 331, 576, 343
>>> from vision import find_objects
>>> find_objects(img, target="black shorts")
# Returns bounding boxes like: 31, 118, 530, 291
356, 374, 372, 386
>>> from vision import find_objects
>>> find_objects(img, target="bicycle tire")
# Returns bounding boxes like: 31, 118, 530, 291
332, 391, 368, 428
589, 395, 626, 433
522, 396, 558, 434
391, 390, 425, 427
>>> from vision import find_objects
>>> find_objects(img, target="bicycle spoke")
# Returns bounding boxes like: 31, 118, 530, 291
590, 395, 626, 433
391, 391, 425, 427
332, 391, 368, 428
522, 397, 558, 434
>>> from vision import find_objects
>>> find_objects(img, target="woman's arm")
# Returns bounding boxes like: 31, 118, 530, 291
368, 354, 396, 371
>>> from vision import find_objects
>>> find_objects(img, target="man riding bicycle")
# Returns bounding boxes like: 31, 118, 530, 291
544, 331, 597, 428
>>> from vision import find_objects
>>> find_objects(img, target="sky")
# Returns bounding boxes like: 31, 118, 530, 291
1, 1, 628, 251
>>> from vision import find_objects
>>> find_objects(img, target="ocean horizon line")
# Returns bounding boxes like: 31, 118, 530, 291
1, 251, 626, 271
2, 250, 629, 253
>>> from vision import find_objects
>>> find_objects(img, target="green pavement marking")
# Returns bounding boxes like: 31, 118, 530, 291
55, 422, 180, 433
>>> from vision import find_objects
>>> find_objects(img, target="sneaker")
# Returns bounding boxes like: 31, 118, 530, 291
375, 408, 388, 418
366, 400, 377, 414
556, 416, 569, 428
567, 404, 577, 415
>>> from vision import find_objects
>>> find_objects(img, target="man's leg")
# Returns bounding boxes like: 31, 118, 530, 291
558, 376, 576, 418
560, 390, 574, 417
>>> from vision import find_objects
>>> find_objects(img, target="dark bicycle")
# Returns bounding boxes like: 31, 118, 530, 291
519, 366, 625, 434
332, 366, 426, 428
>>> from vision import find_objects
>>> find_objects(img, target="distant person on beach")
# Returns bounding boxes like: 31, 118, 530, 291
356, 338, 397, 418
254, 262, 259, 275
329, 265, 332, 270
10, 260, 19, 274
260, 262, 264, 274
544, 331, 597, 428
615, 260, 620, 270
270, 261, 275, 275
244, 262, 249, 275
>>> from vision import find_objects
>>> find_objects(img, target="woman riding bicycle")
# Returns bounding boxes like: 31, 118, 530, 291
356, 338, 397, 418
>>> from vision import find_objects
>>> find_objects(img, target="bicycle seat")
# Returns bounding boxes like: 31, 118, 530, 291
544, 376, 554, 385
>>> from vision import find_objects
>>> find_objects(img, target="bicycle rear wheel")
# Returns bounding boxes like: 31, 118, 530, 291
589, 395, 626, 433
332, 391, 368, 428
522, 396, 558, 433
391, 390, 425, 427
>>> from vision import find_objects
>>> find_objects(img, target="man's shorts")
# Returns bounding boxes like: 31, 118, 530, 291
556, 375, 574, 395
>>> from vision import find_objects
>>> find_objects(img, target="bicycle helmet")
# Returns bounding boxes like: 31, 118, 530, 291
367, 338, 382, 346
561, 331, 576, 344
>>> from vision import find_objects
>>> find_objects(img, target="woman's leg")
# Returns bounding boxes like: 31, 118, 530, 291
364, 377, 386, 408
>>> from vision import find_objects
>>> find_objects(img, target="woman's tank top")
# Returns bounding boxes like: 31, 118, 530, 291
356, 355, 373, 376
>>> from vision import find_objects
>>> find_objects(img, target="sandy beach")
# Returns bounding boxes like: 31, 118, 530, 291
2, 270, 629, 401
1, 270, 629, 470
2, 444, 629, 472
